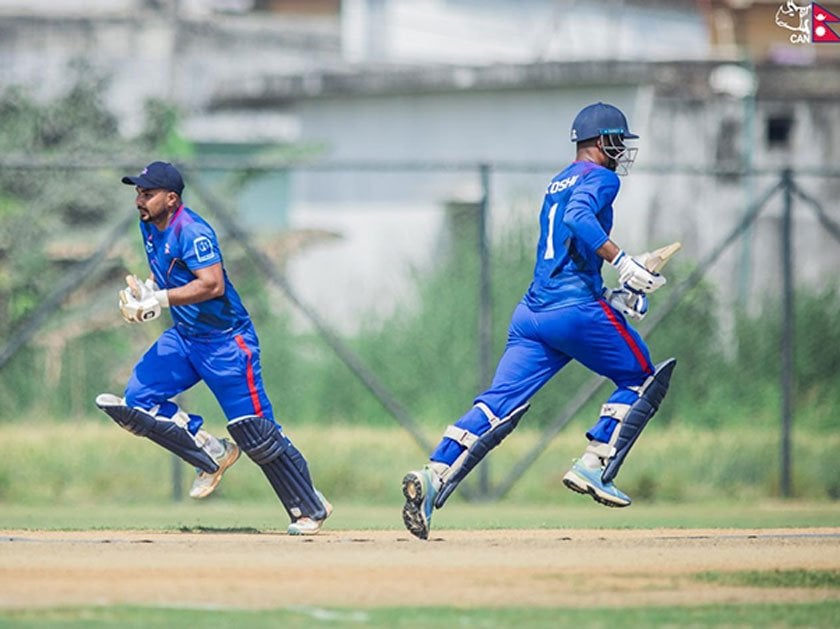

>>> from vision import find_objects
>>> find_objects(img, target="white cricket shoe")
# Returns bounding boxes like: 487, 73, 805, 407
189, 439, 240, 499
562, 459, 631, 508
287, 491, 333, 536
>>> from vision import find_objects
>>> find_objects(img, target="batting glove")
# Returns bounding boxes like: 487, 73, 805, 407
604, 286, 648, 322
119, 274, 165, 323
610, 250, 666, 294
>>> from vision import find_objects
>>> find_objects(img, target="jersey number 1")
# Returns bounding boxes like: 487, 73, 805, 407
543, 203, 558, 260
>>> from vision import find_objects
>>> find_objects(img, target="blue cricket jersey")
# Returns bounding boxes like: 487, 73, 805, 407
523, 161, 620, 310
140, 205, 250, 336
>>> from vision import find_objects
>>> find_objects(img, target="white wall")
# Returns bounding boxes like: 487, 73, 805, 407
280, 83, 840, 331
342, 0, 708, 64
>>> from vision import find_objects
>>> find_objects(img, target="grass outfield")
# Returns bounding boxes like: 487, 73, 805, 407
2, 500, 840, 531
2, 421, 839, 506
2, 602, 839, 628
2, 421, 838, 628
2, 504, 838, 628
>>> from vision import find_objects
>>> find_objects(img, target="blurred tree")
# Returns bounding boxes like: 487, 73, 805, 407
139, 99, 195, 160
0, 66, 124, 336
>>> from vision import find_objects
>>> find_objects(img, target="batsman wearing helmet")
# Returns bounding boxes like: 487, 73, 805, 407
96, 161, 331, 535
402, 103, 676, 540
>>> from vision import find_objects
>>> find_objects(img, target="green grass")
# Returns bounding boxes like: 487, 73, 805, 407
1, 421, 839, 506
2, 500, 839, 532
2, 428, 838, 629
1, 602, 839, 628
696, 569, 840, 589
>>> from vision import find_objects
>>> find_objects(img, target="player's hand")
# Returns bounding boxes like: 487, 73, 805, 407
610, 250, 666, 294
142, 277, 159, 294
604, 286, 648, 322
119, 274, 162, 323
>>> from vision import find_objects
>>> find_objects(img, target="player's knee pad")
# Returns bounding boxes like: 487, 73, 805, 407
94, 393, 219, 473
601, 358, 676, 483
227, 415, 326, 521
433, 402, 530, 508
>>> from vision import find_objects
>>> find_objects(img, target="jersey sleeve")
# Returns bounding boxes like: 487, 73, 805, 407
179, 221, 222, 271
561, 169, 620, 253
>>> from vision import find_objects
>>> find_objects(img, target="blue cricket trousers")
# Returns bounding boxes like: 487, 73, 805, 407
124, 321, 274, 431
431, 299, 654, 464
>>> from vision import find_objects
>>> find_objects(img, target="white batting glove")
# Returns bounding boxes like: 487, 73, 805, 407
142, 277, 158, 293
118, 275, 166, 323
610, 250, 667, 294
604, 286, 648, 322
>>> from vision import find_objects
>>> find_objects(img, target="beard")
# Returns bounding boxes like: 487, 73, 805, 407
138, 207, 155, 222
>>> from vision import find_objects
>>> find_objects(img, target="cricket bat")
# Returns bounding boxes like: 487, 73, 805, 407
639, 241, 682, 274
626, 241, 681, 308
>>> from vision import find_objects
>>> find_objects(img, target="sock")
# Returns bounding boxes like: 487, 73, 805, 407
427, 462, 448, 489
196, 431, 226, 460
581, 439, 612, 469
580, 451, 603, 469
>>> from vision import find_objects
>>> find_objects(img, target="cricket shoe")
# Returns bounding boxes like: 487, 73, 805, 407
401, 467, 439, 540
287, 490, 333, 536
562, 459, 631, 508
189, 439, 240, 499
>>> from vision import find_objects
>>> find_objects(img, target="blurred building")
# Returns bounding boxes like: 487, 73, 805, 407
1, 0, 838, 327
0, 0, 342, 135
213, 57, 840, 323
341, 0, 709, 63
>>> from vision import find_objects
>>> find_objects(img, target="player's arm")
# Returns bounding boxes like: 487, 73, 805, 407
600, 240, 666, 294
595, 240, 621, 264
562, 172, 619, 254
161, 263, 225, 307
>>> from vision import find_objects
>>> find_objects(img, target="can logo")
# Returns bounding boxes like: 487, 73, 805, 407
775, 1, 840, 43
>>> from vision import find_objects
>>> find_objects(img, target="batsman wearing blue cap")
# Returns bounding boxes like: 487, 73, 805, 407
402, 103, 677, 540
96, 161, 331, 535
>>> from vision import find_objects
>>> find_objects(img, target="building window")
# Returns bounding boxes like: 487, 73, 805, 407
715, 118, 741, 177
766, 114, 793, 150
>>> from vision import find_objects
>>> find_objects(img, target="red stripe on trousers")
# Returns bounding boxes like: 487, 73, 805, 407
235, 335, 263, 416
598, 299, 653, 375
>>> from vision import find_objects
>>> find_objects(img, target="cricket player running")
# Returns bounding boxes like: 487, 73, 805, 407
96, 161, 331, 535
402, 103, 676, 539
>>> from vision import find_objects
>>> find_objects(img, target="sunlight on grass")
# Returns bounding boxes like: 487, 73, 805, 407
2, 602, 840, 628
696, 569, 840, 589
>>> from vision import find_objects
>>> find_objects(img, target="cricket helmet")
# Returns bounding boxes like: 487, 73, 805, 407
570, 102, 639, 175
570, 102, 638, 143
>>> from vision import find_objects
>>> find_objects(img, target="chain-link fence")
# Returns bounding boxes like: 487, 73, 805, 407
1, 158, 839, 500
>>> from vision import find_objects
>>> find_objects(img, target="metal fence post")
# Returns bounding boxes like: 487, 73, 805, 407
172, 393, 187, 502
172, 454, 183, 502
476, 163, 493, 498
780, 168, 794, 498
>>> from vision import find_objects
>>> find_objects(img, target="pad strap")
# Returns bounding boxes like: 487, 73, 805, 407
438, 403, 498, 483
442, 425, 480, 449
600, 403, 631, 455
434, 402, 530, 509
475, 402, 500, 425
600, 403, 631, 420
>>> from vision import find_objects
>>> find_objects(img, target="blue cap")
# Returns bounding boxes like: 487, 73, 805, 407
121, 161, 184, 195
570, 102, 638, 143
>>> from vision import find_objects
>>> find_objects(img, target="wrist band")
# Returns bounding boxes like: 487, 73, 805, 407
154, 290, 170, 308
